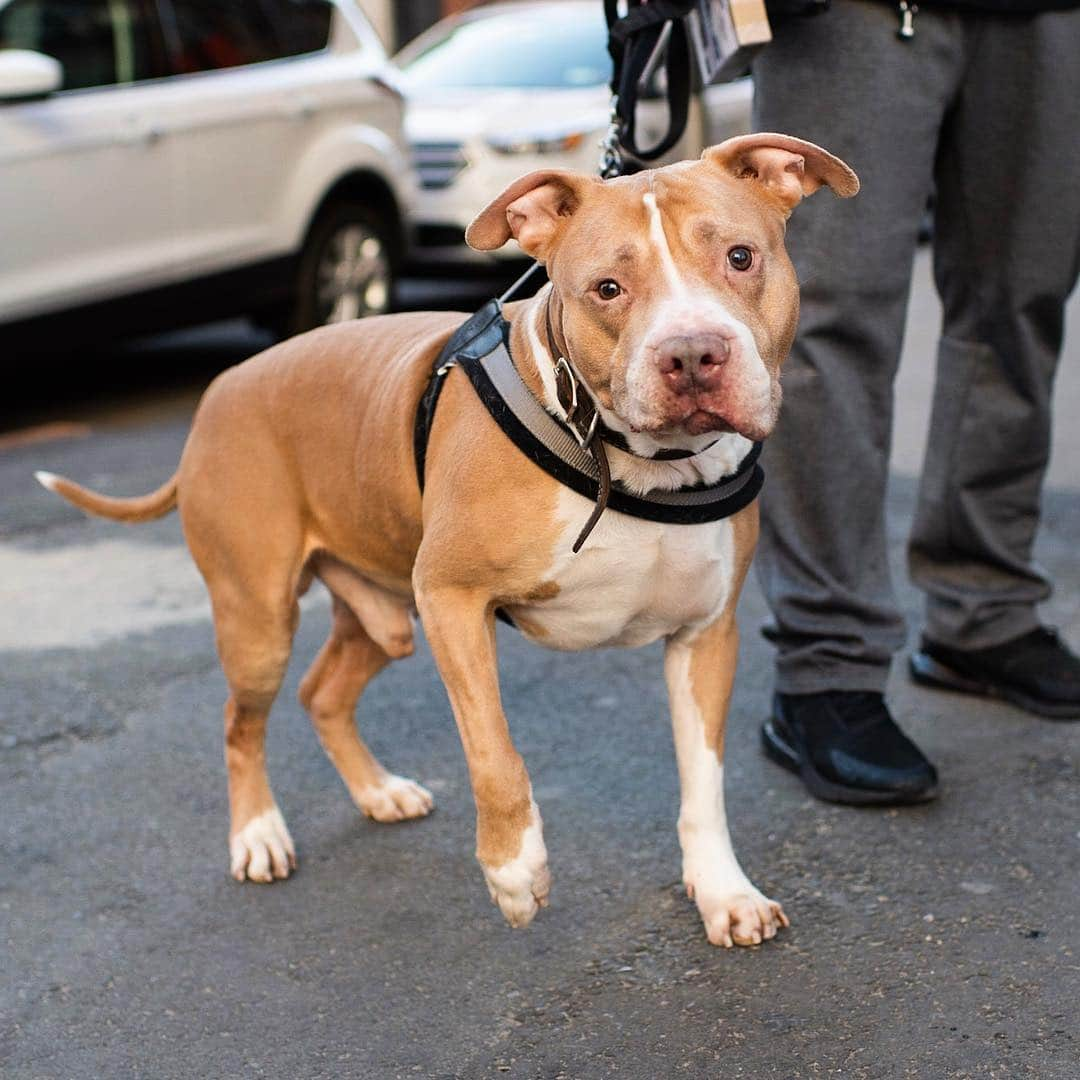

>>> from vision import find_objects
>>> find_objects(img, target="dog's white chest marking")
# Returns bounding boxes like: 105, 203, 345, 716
508, 487, 736, 650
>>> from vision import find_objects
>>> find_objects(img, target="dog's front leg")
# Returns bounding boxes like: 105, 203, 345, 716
665, 617, 789, 947
417, 586, 550, 928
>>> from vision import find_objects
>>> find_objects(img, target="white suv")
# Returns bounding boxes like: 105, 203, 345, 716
0, 0, 415, 345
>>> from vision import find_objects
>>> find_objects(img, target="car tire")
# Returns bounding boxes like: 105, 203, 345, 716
268, 200, 398, 338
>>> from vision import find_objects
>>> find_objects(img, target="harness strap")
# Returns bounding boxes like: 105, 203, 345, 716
467, 335, 762, 516
414, 299, 504, 492
413, 302, 764, 548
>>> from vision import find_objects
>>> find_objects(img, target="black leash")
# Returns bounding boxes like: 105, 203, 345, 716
501, 0, 698, 297
602, 0, 696, 174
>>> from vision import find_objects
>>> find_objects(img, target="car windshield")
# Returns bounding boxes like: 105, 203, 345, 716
396, 7, 610, 91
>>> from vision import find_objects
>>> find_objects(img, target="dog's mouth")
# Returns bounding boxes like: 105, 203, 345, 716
659, 382, 778, 443
613, 374, 778, 446
682, 408, 737, 437
631, 404, 756, 441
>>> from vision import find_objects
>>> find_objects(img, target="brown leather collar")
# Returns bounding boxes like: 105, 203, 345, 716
543, 297, 614, 549
543, 293, 721, 550
544, 294, 716, 462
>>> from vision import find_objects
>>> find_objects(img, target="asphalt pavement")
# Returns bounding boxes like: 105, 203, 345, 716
2, 256, 1079, 1079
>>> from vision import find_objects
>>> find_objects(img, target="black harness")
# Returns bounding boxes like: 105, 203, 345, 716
414, 299, 764, 548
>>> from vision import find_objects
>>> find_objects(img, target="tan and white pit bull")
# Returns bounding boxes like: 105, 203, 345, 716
38, 135, 857, 947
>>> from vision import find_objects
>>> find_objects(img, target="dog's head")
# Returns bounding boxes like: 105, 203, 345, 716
466, 134, 858, 444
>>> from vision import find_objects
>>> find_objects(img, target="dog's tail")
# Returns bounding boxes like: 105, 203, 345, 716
34, 470, 179, 524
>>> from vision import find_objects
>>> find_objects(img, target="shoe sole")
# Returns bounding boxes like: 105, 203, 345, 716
761, 720, 938, 806
909, 651, 1080, 720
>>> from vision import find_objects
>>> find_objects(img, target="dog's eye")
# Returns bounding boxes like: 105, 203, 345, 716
596, 279, 622, 300
727, 246, 753, 272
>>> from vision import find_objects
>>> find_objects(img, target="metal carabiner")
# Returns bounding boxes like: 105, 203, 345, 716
598, 95, 624, 180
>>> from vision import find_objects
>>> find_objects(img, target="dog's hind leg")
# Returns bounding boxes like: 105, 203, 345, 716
178, 408, 314, 882
214, 588, 300, 884
299, 584, 433, 823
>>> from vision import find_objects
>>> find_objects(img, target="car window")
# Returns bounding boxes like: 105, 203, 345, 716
166, 0, 278, 73
397, 9, 610, 91
259, 0, 333, 58
0, 0, 163, 90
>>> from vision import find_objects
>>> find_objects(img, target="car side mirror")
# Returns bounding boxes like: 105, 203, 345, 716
0, 49, 63, 102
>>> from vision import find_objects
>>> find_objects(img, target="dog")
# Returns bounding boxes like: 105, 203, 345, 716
37, 135, 858, 947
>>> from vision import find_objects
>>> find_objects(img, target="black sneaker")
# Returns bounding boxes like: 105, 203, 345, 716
910, 627, 1080, 720
762, 691, 939, 805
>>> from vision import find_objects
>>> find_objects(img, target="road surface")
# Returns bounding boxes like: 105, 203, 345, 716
2, 257, 1079, 1078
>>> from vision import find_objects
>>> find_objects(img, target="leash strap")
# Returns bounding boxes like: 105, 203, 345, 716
603, 0, 695, 165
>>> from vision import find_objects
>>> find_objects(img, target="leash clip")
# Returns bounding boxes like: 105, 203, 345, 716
599, 95, 623, 180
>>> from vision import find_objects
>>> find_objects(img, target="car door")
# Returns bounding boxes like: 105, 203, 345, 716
150, 0, 336, 276
0, 0, 179, 323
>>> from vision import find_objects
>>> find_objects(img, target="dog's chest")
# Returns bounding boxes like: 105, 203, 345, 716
507, 489, 736, 650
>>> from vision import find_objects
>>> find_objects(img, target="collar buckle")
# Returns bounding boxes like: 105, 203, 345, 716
555, 355, 599, 448
554, 355, 577, 416
576, 409, 600, 449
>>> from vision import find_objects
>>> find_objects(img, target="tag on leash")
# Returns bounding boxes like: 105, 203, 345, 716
687, 0, 772, 84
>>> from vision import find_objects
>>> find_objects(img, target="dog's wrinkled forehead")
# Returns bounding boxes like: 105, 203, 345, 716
548, 165, 787, 285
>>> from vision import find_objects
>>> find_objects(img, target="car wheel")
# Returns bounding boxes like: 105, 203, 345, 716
278, 201, 397, 337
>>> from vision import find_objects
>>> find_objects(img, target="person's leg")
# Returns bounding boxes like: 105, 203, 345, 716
906, 9, 1080, 718
909, 9, 1080, 648
752, 3, 970, 802
753, 1, 963, 695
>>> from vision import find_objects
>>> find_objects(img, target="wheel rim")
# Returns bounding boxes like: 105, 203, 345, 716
314, 222, 391, 324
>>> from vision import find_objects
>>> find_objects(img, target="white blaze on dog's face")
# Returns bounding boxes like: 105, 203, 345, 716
467, 134, 858, 444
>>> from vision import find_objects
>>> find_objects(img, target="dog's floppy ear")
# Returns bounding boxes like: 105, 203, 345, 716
466, 169, 597, 261
704, 133, 859, 216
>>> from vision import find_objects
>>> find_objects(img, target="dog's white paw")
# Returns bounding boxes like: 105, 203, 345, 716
688, 876, 789, 947
355, 774, 434, 822
481, 802, 550, 929
230, 806, 297, 883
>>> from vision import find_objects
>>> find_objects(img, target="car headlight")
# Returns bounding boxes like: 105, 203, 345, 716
486, 131, 588, 155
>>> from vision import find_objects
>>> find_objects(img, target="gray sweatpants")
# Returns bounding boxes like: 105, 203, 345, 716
751, 0, 1080, 694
